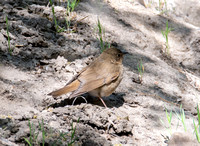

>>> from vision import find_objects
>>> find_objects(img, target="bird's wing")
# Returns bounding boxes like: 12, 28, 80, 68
70, 59, 121, 97
65, 65, 88, 86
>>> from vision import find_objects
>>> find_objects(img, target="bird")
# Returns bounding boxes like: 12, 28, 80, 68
48, 47, 126, 108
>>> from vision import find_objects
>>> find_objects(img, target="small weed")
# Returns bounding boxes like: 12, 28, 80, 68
157, 0, 168, 14
69, 0, 80, 12
24, 118, 80, 145
24, 120, 40, 146
161, 20, 172, 56
166, 108, 173, 131
137, 59, 144, 83
175, 104, 187, 132
160, 104, 200, 142
65, 0, 80, 33
66, 1, 71, 33
164, 0, 168, 13
49, 0, 79, 33
160, 107, 173, 134
69, 118, 80, 145
96, 18, 110, 53
52, 118, 80, 145
38, 119, 46, 146
49, 0, 60, 32
158, 0, 164, 12
6, 16, 12, 53
146, 0, 153, 8
193, 105, 200, 143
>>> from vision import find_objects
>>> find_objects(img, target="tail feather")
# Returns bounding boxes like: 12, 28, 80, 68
48, 80, 80, 98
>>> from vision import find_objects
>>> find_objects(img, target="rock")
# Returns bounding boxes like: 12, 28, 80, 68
21, 27, 37, 37
113, 120, 133, 135
1, 29, 16, 40
57, 36, 66, 46
28, 4, 45, 14
51, 56, 68, 71
0, 137, 18, 146
28, 36, 48, 47
3, 3, 13, 13
168, 132, 199, 146
0, 5, 3, 12
0, 32, 7, 51
49, 121, 60, 129
0, 32, 6, 43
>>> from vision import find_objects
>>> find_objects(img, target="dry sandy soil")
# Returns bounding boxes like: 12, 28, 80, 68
0, 0, 200, 145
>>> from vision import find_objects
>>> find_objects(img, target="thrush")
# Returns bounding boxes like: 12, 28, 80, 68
48, 47, 125, 107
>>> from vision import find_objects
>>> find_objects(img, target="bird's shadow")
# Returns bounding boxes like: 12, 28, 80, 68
48, 92, 126, 108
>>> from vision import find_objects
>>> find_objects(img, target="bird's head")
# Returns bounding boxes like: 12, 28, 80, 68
103, 47, 128, 63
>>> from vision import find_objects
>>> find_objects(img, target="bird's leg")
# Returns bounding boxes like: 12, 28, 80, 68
98, 96, 108, 108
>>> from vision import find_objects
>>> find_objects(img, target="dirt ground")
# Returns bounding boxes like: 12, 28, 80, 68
0, 0, 200, 145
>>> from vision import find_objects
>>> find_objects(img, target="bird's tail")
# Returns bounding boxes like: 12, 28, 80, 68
48, 80, 80, 98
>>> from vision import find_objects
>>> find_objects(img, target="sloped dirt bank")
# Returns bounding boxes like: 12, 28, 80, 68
0, 0, 200, 145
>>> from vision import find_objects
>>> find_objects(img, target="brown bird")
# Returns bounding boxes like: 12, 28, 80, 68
48, 47, 125, 108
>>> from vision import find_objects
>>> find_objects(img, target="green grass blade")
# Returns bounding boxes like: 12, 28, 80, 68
24, 138, 32, 146
182, 109, 187, 131
29, 121, 33, 144
193, 119, 200, 143
169, 110, 172, 123
197, 105, 200, 125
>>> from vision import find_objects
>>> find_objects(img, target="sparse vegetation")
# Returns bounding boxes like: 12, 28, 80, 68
160, 107, 173, 134
24, 120, 42, 146
24, 118, 79, 146
49, 0, 61, 32
49, 0, 79, 33
161, 20, 172, 56
6, 16, 11, 53
175, 104, 187, 132
160, 105, 186, 135
137, 59, 144, 83
65, 0, 80, 33
146, 0, 153, 8
158, 0, 168, 14
160, 104, 200, 143
164, 0, 167, 12
158, 0, 164, 12
193, 105, 200, 143
96, 18, 110, 53
68, 118, 79, 145
52, 118, 80, 145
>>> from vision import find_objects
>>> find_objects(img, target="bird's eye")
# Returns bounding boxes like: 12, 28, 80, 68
117, 54, 121, 57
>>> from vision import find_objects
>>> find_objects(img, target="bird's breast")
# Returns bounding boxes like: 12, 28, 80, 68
88, 67, 123, 97
99, 72, 123, 97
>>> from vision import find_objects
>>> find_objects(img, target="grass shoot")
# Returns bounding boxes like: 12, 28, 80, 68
6, 16, 12, 53
161, 20, 172, 56
160, 107, 173, 135
24, 118, 79, 145
96, 18, 110, 53
175, 104, 187, 132
193, 105, 200, 143
137, 59, 144, 83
